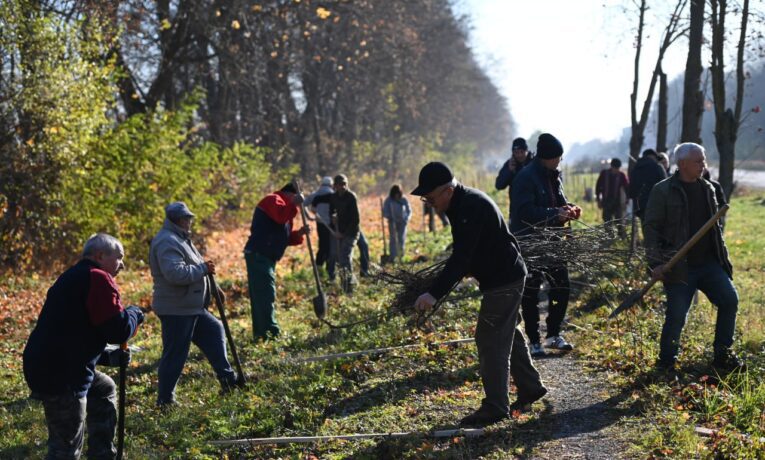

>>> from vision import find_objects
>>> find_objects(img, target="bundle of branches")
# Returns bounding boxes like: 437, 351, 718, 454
379, 221, 642, 317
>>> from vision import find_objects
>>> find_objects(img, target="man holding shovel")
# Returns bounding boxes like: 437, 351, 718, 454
150, 202, 241, 407
23, 233, 144, 459
644, 143, 742, 372
244, 185, 309, 340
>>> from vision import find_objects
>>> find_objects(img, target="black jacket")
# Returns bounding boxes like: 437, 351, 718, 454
495, 154, 534, 212
510, 158, 569, 236
629, 156, 667, 217
428, 185, 527, 299
23, 259, 142, 398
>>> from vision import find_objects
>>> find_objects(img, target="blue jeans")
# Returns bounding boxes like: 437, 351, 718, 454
659, 261, 738, 364
157, 311, 236, 404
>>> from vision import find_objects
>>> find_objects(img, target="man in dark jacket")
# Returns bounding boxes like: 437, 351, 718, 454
510, 133, 581, 356
312, 174, 362, 292
496, 137, 534, 216
23, 233, 144, 459
244, 184, 308, 339
629, 148, 667, 219
644, 143, 741, 371
412, 162, 546, 427
596, 158, 629, 237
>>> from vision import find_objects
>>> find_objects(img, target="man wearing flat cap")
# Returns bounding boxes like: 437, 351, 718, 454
412, 162, 546, 427
496, 137, 534, 216
150, 201, 240, 407
511, 133, 581, 357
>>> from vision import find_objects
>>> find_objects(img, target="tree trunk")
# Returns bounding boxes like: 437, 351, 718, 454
680, 0, 705, 144
710, 0, 749, 197
656, 68, 668, 153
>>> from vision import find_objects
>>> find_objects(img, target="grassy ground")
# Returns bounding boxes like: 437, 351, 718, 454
0, 174, 763, 458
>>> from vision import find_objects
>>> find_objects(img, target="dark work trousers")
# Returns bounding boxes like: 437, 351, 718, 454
602, 200, 626, 238
315, 222, 331, 269
521, 266, 570, 344
35, 370, 117, 460
476, 279, 545, 415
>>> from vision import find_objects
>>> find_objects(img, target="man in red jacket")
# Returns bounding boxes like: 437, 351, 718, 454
23, 233, 144, 459
243, 184, 309, 340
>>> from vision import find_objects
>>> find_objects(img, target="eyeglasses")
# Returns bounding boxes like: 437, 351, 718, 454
419, 184, 450, 204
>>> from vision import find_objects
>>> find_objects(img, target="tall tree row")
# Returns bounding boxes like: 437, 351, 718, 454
101, 0, 513, 180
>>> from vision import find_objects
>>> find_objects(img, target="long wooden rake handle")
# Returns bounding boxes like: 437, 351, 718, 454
610, 203, 729, 318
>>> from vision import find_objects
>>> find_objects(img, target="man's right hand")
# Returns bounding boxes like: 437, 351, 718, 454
205, 260, 216, 275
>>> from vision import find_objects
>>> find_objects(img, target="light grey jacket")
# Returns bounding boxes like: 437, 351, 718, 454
149, 219, 210, 315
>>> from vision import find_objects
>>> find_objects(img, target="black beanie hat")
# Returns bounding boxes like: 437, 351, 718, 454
536, 133, 564, 159
512, 137, 528, 151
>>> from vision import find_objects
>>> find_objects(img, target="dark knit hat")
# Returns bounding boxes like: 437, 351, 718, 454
536, 133, 564, 159
512, 137, 528, 151
411, 162, 453, 196
280, 183, 298, 194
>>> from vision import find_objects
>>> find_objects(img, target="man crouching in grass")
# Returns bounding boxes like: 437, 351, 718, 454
23, 233, 144, 459
411, 162, 547, 428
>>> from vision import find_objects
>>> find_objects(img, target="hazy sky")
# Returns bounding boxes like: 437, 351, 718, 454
457, 0, 693, 149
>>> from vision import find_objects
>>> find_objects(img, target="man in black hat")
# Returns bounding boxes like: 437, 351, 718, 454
496, 137, 534, 216
511, 133, 581, 357
412, 162, 546, 427
628, 148, 667, 221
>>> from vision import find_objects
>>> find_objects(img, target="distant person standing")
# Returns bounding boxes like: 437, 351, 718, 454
306, 176, 336, 280
629, 149, 667, 220
314, 174, 361, 292
595, 158, 629, 238
496, 137, 534, 216
657, 152, 671, 174
511, 133, 582, 356
383, 184, 412, 260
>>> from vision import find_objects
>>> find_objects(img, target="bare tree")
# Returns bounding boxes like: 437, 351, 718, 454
630, 0, 687, 168
680, 0, 705, 143
710, 0, 750, 197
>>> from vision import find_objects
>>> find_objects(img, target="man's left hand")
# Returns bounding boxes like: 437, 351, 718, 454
414, 293, 437, 313
300, 225, 311, 236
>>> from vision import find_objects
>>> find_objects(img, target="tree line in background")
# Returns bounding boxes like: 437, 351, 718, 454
0, 0, 512, 271
628, 0, 762, 197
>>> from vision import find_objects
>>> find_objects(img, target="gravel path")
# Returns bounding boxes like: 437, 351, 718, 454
513, 349, 638, 459
507, 296, 640, 460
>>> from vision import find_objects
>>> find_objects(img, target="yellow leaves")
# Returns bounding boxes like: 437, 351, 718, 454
316, 7, 331, 19
160, 18, 172, 30
270, 51, 278, 58
251, 4, 262, 12
231, 20, 241, 30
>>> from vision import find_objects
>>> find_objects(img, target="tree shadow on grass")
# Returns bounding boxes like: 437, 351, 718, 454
324, 364, 479, 418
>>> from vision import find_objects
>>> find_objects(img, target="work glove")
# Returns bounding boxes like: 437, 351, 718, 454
99, 347, 131, 368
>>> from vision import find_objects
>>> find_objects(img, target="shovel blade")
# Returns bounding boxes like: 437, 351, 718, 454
313, 294, 327, 319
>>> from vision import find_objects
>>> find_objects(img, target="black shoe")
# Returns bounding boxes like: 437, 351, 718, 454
510, 387, 548, 414
712, 349, 745, 372
459, 405, 507, 428
156, 400, 178, 412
